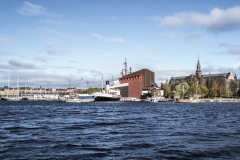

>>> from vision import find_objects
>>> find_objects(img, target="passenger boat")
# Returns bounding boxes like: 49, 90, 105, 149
91, 80, 121, 101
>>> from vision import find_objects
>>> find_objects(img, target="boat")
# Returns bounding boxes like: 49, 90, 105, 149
1, 75, 28, 101
150, 97, 159, 102
66, 98, 81, 103
78, 94, 95, 102
1, 97, 28, 101
58, 96, 66, 102
91, 80, 121, 101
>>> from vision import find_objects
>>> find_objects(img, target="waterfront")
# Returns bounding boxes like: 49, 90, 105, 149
0, 101, 240, 159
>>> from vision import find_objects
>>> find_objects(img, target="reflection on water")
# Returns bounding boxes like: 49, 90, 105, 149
0, 101, 240, 159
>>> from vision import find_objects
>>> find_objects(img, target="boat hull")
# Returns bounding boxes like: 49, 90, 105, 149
1, 97, 28, 101
58, 96, 66, 102
94, 96, 120, 101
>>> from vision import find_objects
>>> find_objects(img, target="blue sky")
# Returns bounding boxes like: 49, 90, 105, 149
0, 0, 240, 89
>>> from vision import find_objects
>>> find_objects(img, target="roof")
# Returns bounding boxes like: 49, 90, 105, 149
203, 73, 228, 78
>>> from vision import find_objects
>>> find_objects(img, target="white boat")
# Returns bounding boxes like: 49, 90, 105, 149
150, 97, 159, 102
66, 98, 81, 103
58, 96, 66, 102
1, 75, 28, 101
78, 94, 95, 102
91, 80, 121, 101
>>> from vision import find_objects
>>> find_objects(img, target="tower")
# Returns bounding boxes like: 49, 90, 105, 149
196, 56, 202, 78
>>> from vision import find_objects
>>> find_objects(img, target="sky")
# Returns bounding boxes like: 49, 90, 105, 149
0, 0, 240, 89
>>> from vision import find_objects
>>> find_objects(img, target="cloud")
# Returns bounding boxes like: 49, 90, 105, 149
8, 59, 35, 68
90, 70, 103, 76
45, 43, 68, 55
0, 51, 15, 55
35, 57, 47, 63
92, 33, 125, 43
0, 36, 13, 45
151, 6, 240, 32
39, 19, 70, 25
37, 28, 83, 40
186, 33, 200, 39
17, 1, 60, 17
92, 33, 103, 39
219, 42, 240, 55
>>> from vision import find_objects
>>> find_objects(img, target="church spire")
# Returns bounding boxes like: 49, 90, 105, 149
196, 56, 202, 78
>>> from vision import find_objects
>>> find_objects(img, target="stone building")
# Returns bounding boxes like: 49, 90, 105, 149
169, 58, 239, 92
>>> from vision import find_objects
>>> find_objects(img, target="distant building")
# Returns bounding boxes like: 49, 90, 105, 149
169, 58, 238, 91
110, 68, 159, 98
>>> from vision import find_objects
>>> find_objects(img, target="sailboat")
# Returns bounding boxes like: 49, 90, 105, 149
1, 75, 28, 101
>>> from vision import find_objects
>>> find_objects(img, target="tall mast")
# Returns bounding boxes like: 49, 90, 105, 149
17, 75, 19, 98
7, 75, 9, 98
101, 74, 103, 93
123, 58, 128, 76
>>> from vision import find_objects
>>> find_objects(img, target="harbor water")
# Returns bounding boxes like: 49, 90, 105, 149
0, 101, 240, 159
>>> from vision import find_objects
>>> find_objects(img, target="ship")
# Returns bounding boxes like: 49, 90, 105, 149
1, 97, 28, 101
91, 81, 121, 101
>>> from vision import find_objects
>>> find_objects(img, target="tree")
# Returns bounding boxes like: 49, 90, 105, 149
162, 85, 171, 98
208, 89, 217, 98
229, 80, 238, 97
185, 75, 197, 87
199, 86, 208, 98
174, 82, 189, 98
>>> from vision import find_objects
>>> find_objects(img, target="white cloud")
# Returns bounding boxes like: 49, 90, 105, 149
92, 33, 103, 39
35, 57, 48, 63
45, 43, 68, 55
0, 36, 12, 45
151, 6, 240, 32
219, 42, 240, 55
39, 19, 70, 25
0, 51, 15, 55
186, 33, 200, 39
37, 28, 84, 40
8, 59, 35, 68
17, 1, 60, 17
92, 33, 125, 43
109, 37, 124, 43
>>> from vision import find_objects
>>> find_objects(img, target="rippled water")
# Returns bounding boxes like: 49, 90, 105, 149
0, 101, 240, 159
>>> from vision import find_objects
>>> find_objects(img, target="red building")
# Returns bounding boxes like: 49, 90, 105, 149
117, 69, 158, 97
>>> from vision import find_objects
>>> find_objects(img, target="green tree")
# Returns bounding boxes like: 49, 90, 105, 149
162, 85, 171, 98
174, 82, 189, 98
199, 86, 208, 98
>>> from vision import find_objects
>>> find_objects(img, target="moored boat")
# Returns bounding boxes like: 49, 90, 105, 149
66, 98, 81, 103
1, 97, 28, 101
58, 96, 66, 102
78, 94, 95, 102
91, 80, 121, 101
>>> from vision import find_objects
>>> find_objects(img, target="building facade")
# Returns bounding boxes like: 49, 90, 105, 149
117, 68, 158, 97
169, 58, 239, 94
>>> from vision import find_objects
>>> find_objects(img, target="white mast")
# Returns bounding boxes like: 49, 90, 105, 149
7, 75, 9, 98
17, 75, 19, 98
101, 74, 103, 93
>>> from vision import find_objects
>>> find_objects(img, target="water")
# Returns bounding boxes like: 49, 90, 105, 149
0, 101, 240, 159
